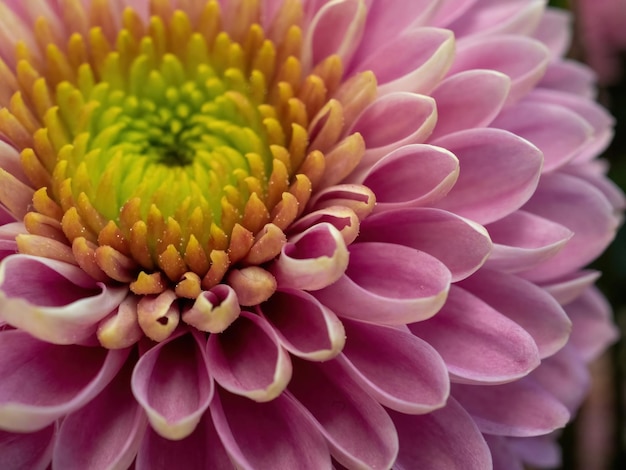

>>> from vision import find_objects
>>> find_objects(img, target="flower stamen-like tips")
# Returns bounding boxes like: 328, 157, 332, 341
0, 0, 375, 335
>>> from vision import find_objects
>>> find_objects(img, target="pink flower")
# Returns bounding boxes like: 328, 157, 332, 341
575, 0, 626, 84
0, 1, 621, 468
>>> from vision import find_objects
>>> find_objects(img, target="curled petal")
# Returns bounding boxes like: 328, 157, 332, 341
272, 223, 349, 291
182, 284, 241, 333
0, 425, 55, 470
207, 311, 292, 402
227, 267, 277, 306
309, 183, 376, 221
359, 208, 492, 282
429, 69, 511, 141
131, 332, 214, 440
288, 205, 361, 245
362, 144, 459, 209
136, 413, 231, 470
288, 358, 399, 469
260, 289, 346, 361
348, 92, 437, 174
0, 330, 128, 432
484, 210, 573, 273
136, 290, 180, 342
54, 354, 147, 470
336, 319, 450, 414
390, 398, 493, 470
211, 387, 330, 470
432, 128, 543, 225
452, 378, 570, 437
409, 285, 540, 384
0, 255, 128, 344
355, 27, 455, 95
458, 269, 571, 358
314, 242, 451, 324
97, 295, 143, 349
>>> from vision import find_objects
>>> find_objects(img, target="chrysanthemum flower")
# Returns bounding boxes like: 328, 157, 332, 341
0, 0, 621, 469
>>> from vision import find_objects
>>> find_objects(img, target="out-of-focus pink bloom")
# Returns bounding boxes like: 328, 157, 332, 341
0, 1, 621, 469
575, 0, 626, 84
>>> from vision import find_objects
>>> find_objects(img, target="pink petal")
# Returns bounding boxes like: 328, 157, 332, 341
390, 397, 493, 469
452, 379, 570, 437
54, 353, 147, 470
353, 27, 455, 95
450, 35, 549, 104
507, 434, 562, 469
566, 287, 619, 362
458, 269, 571, 358
352, 0, 439, 64
302, 0, 366, 68
271, 223, 349, 291
136, 412, 231, 470
484, 434, 525, 470
484, 210, 573, 273
521, 173, 618, 282
432, 128, 543, 225
538, 60, 595, 98
359, 208, 492, 282
446, 0, 544, 37
348, 93, 437, 175
288, 206, 361, 246
336, 319, 450, 414
533, 7, 572, 58
288, 358, 399, 469
429, 69, 511, 141
361, 144, 460, 209
0, 330, 128, 432
210, 387, 331, 470
0, 255, 128, 344
131, 332, 214, 440
207, 311, 292, 402
314, 242, 451, 325
540, 270, 600, 306
429, 0, 478, 27
259, 289, 346, 361
409, 285, 540, 384
0, 425, 55, 470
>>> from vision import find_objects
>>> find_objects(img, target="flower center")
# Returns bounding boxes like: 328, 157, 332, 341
0, 0, 377, 345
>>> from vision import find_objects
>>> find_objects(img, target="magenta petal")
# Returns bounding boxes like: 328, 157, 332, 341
54, 354, 147, 470
314, 242, 451, 325
207, 311, 292, 402
288, 358, 398, 469
491, 101, 593, 172
354, 27, 455, 95
484, 210, 573, 273
432, 128, 543, 225
336, 319, 449, 414
362, 144, 459, 209
507, 434, 562, 469
272, 223, 349, 291
303, 0, 366, 67
409, 285, 540, 384
359, 208, 492, 282
521, 173, 618, 282
429, 69, 511, 141
484, 434, 525, 470
0, 425, 55, 470
565, 287, 619, 362
348, 92, 437, 174
211, 387, 330, 470
131, 332, 214, 440
450, 35, 549, 103
0, 255, 128, 344
452, 379, 570, 437
458, 269, 571, 358
390, 397, 492, 469
0, 330, 128, 432
136, 412, 231, 470
541, 270, 600, 305
260, 289, 345, 361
